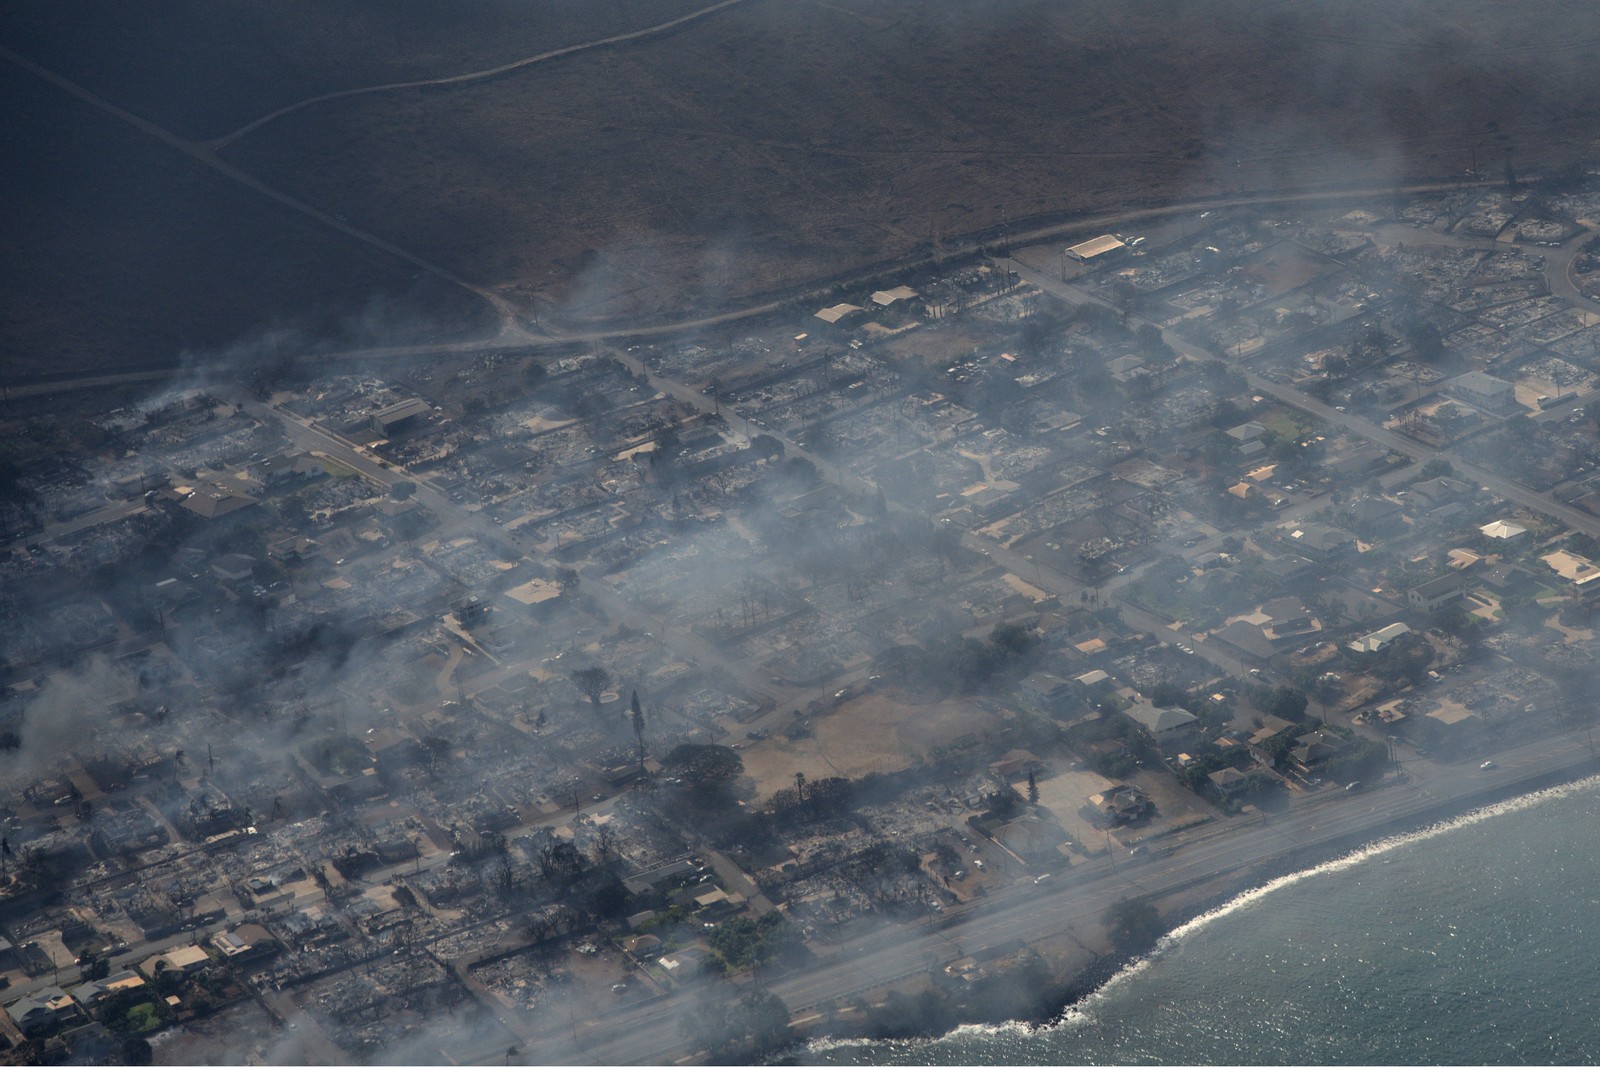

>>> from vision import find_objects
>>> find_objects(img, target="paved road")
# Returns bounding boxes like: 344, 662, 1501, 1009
4, 498, 147, 552
549, 721, 1599, 1065
1, 369, 180, 401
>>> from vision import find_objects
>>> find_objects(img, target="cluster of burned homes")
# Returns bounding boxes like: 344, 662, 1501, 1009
3, 179, 1600, 1059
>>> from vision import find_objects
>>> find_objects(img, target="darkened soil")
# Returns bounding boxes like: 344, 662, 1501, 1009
4, 0, 1598, 378
0, 67, 494, 382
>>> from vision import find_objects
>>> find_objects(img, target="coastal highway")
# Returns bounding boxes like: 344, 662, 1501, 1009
545, 725, 1599, 1065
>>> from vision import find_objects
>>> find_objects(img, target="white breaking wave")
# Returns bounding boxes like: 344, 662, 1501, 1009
1153, 772, 1600, 952
806, 772, 1600, 1060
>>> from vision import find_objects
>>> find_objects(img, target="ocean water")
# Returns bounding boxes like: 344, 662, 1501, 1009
809, 777, 1600, 1066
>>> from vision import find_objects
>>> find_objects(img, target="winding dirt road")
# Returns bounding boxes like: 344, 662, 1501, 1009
206, 0, 754, 150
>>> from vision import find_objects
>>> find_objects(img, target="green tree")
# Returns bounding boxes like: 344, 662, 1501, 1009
1260, 686, 1309, 722
1434, 604, 1481, 645
1026, 769, 1040, 805
708, 912, 802, 971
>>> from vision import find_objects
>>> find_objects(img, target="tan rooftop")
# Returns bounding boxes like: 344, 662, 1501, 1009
814, 302, 865, 324
1067, 234, 1127, 260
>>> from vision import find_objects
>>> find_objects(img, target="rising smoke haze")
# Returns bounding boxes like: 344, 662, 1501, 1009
2, 2, 1599, 1064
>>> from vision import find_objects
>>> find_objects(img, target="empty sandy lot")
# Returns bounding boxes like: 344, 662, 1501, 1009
740, 691, 989, 794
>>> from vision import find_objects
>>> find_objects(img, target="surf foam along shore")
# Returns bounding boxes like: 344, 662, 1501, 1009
804, 771, 1600, 1062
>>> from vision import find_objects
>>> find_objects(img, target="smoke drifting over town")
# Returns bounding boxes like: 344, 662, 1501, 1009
2, 2, 1600, 1065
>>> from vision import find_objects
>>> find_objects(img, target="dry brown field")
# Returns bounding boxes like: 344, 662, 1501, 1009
4, 1, 1600, 377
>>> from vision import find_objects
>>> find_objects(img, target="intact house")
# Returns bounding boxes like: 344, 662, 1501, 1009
1447, 371, 1519, 415
1018, 672, 1076, 715
1541, 549, 1600, 603
1121, 702, 1201, 750
179, 483, 259, 520
5, 987, 81, 1038
814, 303, 866, 329
1207, 766, 1255, 798
1480, 519, 1528, 542
1349, 621, 1412, 653
256, 450, 326, 486
870, 285, 919, 309
1407, 572, 1467, 612
1280, 521, 1355, 557
140, 944, 211, 978
210, 923, 279, 964
1345, 496, 1404, 536
1289, 730, 1347, 775
1226, 421, 1267, 446
1216, 597, 1323, 661
1252, 596, 1322, 642
72, 970, 146, 1007
209, 552, 257, 584
1410, 476, 1474, 508
1248, 715, 1299, 766
1084, 785, 1153, 826
1478, 562, 1538, 598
